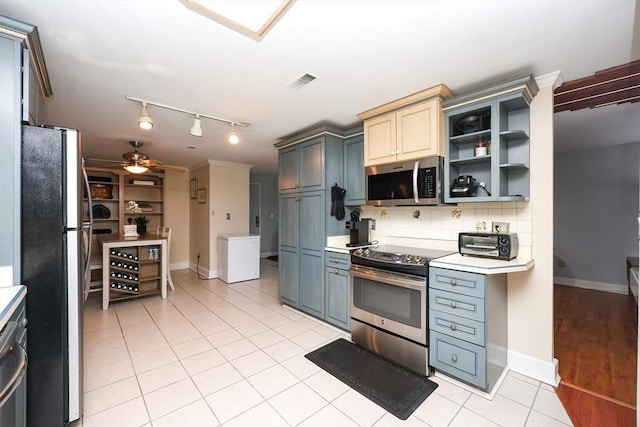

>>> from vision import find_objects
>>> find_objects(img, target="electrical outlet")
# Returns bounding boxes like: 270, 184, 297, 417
226, 213, 231, 220
197, 251, 200, 258
370, 219, 376, 230
492, 222, 509, 233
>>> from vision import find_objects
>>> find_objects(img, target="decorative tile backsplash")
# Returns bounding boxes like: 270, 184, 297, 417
360, 201, 532, 249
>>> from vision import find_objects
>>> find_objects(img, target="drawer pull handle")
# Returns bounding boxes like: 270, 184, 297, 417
450, 324, 457, 331
450, 302, 457, 309
451, 280, 457, 286
451, 355, 458, 363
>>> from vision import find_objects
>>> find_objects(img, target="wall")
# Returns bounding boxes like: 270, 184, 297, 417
163, 170, 190, 270
554, 142, 640, 293
210, 161, 251, 272
189, 160, 251, 277
250, 173, 279, 256
361, 203, 531, 254
189, 164, 210, 275
507, 82, 556, 383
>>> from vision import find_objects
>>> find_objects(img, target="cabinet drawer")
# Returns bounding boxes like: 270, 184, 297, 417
429, 267, 485, 298
429, 310, 485, 346
325, 251, 351, 269
430, 331, 486, 389
429, 288, 485, 322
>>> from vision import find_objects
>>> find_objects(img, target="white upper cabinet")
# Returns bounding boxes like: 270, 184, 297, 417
359, 85, 453, 167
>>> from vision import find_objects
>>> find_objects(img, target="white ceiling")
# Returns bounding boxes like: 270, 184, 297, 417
1, 0, 638, 174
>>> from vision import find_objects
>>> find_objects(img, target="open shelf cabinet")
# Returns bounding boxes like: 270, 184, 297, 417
443, 75, 538, 203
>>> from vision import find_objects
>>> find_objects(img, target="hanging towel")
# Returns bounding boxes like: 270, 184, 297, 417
331, 184, 347, 220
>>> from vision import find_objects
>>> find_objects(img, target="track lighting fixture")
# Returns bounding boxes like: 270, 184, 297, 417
190, 115, 203, 137
123, 161, 149, 174
228, 123, 239, 144
126, 96, 250, 143
137, 102, 153, 130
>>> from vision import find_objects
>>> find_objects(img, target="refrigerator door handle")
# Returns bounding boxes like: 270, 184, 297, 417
82, 164, 93, 302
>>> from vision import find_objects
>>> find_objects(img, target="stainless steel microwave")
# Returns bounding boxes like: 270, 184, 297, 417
365, 157, 444, 206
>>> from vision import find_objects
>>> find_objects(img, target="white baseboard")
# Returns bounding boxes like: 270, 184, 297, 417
261, 251, 277, 258
508, 351, 559, 386
554, 276, 628, 295
169, 261, 189, 271
188, 262, 217, 279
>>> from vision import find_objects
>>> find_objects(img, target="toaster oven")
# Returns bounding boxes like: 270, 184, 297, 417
458, 232, 518, 260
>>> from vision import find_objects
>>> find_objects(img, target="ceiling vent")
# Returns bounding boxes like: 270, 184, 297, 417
287, 73, 317, 90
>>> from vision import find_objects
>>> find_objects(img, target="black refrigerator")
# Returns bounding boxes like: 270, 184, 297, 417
21, 125, 89, 426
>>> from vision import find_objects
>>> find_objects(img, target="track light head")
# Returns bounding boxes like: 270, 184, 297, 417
228, 123, 240, 144
190, 115, 203, 137
137, 102, 153, 130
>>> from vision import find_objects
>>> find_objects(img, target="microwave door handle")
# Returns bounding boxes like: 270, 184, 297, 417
413, 161, 419, 204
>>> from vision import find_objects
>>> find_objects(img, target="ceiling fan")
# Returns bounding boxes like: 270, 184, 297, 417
86, 141, 186, 173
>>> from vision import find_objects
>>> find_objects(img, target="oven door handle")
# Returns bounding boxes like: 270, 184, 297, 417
351, 266, 425, 291
0, 322, 27, 408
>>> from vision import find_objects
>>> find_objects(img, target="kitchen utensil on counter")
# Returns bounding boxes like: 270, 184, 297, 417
346, 217, 372, 247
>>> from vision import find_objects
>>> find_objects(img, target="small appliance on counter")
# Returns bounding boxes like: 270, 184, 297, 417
458, 232, 518, 260
450, 175, 478, 197
345, 209, 373, 247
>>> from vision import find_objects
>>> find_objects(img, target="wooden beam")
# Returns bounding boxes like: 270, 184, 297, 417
554, 60, 640, 112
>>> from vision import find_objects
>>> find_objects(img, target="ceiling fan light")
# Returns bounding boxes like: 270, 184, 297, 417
137, 102, 153, 130
123, 161, 149, 174
190, 116, 203, 137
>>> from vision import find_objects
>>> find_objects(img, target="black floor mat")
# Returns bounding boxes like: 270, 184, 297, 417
305, 338, 438, 420
266, 255, 278, 262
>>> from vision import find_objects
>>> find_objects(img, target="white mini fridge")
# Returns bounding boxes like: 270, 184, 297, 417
217, 234, 260, 283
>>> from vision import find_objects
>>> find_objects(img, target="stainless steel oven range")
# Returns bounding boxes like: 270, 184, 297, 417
350, 245, 454, 376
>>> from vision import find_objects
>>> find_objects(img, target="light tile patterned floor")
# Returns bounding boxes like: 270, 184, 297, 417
75, 259, 573, 426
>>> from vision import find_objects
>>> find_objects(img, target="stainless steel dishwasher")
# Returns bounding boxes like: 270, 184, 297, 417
0, 300, 27, 427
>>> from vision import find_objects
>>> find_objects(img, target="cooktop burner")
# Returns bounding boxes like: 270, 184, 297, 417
351, 245, 455, 274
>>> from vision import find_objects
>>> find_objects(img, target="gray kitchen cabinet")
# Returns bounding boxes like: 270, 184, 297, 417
275, 127, 347, 320
298, 191, 326, 317
443, 75, 538, 203
324, 251, 351, 330
278, 137, 325, 194
278, 193, 299, 305
428, 266, 507, 392
343, 132, 365, 206
0, 17, 51, 284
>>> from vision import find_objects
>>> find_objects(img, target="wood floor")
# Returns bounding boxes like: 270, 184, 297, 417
554, 284, 638, 426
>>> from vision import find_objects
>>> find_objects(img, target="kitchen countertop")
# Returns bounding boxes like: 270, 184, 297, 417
430, 253, 534, 274
0, 285, 26, 329
325, 235, 375, 253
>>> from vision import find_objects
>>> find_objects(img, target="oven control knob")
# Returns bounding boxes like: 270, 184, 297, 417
364, 249, 370, 256
415, 256, 422, 263
355, 248, 363, 255
405, 255, 412, 262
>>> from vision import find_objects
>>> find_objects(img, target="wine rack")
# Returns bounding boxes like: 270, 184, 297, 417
108, 248, 140, 295
107, 245, 161, 300
101, 236, 167, 310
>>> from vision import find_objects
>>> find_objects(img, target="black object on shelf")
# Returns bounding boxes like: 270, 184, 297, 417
88, 175, 112, 182
93, 228, 112, 234
92, 204, 110, 218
